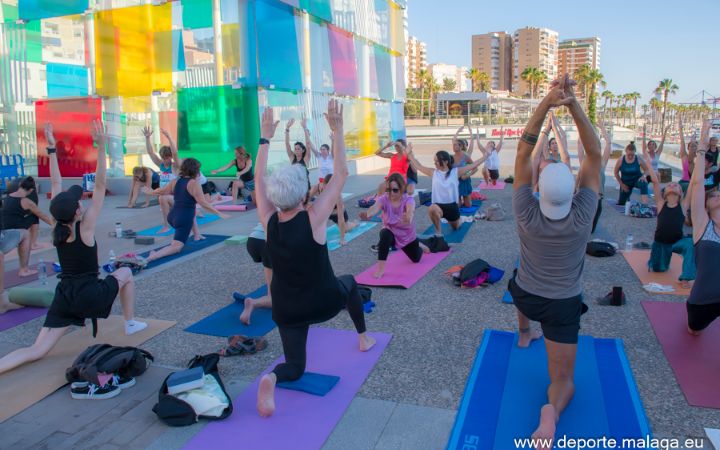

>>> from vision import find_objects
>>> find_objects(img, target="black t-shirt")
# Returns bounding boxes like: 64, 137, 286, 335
654, 203, 685, 244
705, 170, 720, 192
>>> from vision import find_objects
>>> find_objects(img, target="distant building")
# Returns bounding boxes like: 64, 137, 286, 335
513, 27, 559, 98
428, 63, 468, 92
406, 36, 427, 89
558, 37, 601, 76
471, 31, 513, 91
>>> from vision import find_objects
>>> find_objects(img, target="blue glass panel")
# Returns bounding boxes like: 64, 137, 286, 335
46, 63, 89, 98
256, 1, 302, 90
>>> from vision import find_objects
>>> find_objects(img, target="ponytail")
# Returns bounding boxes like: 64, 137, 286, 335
52, 223, 72, 246
435, 151, 454, 179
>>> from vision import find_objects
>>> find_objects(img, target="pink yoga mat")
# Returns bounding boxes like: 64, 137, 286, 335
184, 328, 392, 450
0, 307, 47, 332
476, 181, 506, 190
642, 301, 720, 408
3, 262, 57, 289
355, 249, 451, 289
215, 204, 247, 211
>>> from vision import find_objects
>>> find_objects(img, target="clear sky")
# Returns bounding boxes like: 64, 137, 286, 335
408, 0, 720, 106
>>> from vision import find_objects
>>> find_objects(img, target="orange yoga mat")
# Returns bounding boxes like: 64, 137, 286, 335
622, 249, 692, 296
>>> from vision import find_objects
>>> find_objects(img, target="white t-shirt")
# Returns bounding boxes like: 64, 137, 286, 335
318, 155, 334, 179
485, 149, 500, 170
198, 172, 207, 185
432, 168, 459, 204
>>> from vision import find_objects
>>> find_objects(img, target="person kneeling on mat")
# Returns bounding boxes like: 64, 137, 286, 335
0, 122, 148, 377
406, 147, 488, 240
686, 121, 720, 335
143, 159, 229, 263
234, 222, 273, 326
254, 102, 375, 417
644, 158, 695, 290
509, 75, 601, 448
360, 173, 429, 279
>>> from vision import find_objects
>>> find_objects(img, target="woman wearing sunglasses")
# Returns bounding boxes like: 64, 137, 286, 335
360, 173, 429, 279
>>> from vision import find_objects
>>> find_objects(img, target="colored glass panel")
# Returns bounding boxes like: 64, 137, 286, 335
355, 40, 371, 98
374, 45, 393, 101
121, 96, 151, 114
308, 18, 333, 93
388, 1, 403, 53
328, 24, 357, 96
392, 54, 405, 101
300, 0, 331, 22
390, 101, 405, 140
46, 63, 88, 98
35, 98, 102, 177
262, 88, 299, 107
94, 4, 173, 97
18, 0, 87, 21
2, 3, 19, 22
26, 20, 41, 63
256, 1, 302, 90
181, 0, 212, 29
173, 29, 186, 71
342, 99, 377, 157
221, 23, 239, 69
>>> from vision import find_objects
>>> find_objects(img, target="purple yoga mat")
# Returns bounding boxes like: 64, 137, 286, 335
355, 249, 451, 289
0, 307, 47, 332
3, 262, 57, 289
476, 181, 506, 190
184, 328, 392, 450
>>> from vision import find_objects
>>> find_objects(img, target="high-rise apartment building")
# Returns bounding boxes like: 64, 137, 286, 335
513, 27, 559, 98
558, 37, 601, 76
471, 32, 512, 91
405, 35, 427, 89
428, 63, 468, 92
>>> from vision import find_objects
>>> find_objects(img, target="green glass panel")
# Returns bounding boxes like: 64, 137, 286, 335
300, 0, 331, 22
26, 20, 41, 63
2, 3, 19, 22
181, 0, 213, 30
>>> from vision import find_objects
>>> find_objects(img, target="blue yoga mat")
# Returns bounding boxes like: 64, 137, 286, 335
420, 221, 473, 243
137, 214, 220, 237
447, 330, 652, 450
277, 372, 341, 396
184, 285, 277, 337
139, 234, 229, 270
501, 259, 519, 304
459, 205, 479, 216
327, 221, 378, 251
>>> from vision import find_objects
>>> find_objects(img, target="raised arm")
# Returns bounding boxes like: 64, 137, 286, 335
359, 199, 382, 221
576, 129, 585, 166
642, 123, 647, 154
142, 126, 162, 167
461, 148, 489, 175
678, 116, 687, 160
467, 125, 476, 155
256, 109, 281, 227
21, 198, 53, 226
284, 118, 295, 161
598, 116, 612, 167
79, 120, 108, 236
639, 155, 663, 211
468, 126, 486, 158
406, 149, 434, 177
656, 125, 669, 156
45, 124, 62, 199
336, 198, 347, 244
302, 116, 320, 159
496, 126, 505, 153
690, 122, 710, 242
160, 129, 181, 172
144, 179, 175, 197
530, 118, 552, 189
552, 113, 571, 170
375, 141, 395, 159
567, 82, 601, 193
452, 124, 464, 149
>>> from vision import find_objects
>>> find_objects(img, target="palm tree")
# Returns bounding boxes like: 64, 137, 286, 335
626, 92, 641, 128
417, 69, 429, 118
574, 64, 592, 104
442, 77, 457, 93
466, 68, 491, 92
521, 67, 547, 99
655, 78, 679, 132
601, 90, 613, 117
649, 97, 662, 133
577, 67, 604, 124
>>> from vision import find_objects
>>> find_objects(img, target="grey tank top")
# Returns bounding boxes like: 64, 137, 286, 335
687, 221, 720, 305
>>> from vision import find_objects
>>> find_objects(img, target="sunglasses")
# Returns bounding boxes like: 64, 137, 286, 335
389, 188, 401, 193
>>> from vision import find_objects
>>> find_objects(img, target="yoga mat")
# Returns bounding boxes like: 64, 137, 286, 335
447, 330, 651, 449
705, 428, 720, 449
139, 234, 229, 271
355, 249, 451, 289
476, 181, 505, 190
3, 262, 58, 289
277, 372, 340, 396
420, 221, 473, 244
116, 199, 159, 209
501, 290, 513, 304
0, 306, 47, 332
215, 204, 247, 211
459, 205, 479, 216
0, 315, 175, 423
184, 328, 392, 450
326, 221, 377, 251
184, 285, 276, 338
368, 213, 383, 223
623, 250, 692, 296
642, 301, 720, 409
137, 214, 220, 237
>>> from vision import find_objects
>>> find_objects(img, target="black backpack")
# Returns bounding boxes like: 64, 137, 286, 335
586, 241, 616, 257
420, 235, 450, 253
153, 353, 233, 427
453, 258, 491, 287
66, 344, 154, 386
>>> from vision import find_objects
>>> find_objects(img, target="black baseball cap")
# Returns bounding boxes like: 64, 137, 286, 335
49, 185, 83, 223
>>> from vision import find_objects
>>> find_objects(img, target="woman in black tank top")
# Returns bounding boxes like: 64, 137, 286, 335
643, 159, 696, 288
253, 102, 375, 418
0, 122, 147, 376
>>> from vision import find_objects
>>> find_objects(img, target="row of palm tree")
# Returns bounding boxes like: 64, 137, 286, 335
600, 90, 641, 127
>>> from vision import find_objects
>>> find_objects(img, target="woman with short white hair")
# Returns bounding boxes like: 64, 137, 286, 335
254, 101, 376, 418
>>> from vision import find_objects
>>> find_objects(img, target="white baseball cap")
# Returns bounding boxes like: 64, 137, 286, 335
538, 163, 574, 220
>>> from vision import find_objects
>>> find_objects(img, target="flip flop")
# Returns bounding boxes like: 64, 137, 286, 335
219, 336, 268, 357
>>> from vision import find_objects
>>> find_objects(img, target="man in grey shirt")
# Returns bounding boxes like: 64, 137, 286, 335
508, 74, 601, 448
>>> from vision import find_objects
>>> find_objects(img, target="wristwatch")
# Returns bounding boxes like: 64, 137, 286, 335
259, 138, 270, 145
47, 147, 56, 154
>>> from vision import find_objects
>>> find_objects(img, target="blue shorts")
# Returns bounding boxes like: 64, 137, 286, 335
168, 207, 195, 243
459, 178, 473, 197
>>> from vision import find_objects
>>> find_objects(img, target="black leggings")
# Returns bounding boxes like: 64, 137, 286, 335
377, 228, 423, 262
272, 275, 366, 383
591, 196, 602, 234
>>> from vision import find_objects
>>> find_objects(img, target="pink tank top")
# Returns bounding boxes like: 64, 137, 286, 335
681, 158, 690, 182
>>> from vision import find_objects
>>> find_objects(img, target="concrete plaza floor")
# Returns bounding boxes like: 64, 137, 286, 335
0, 140, 717, 449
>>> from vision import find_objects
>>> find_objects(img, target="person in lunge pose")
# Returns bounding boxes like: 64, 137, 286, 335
613, 140, 649, 206
143, 127, 181, 233
508, 75, 601, 449
254, 101, 375, 417
0, 122, 148, 378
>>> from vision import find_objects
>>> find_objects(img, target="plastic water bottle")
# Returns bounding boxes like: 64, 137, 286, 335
624, 202, 631, 216
625, 233, 634, 252
38, 259, 47, 285
109, 249, 116, 264
115, 222, 123, 238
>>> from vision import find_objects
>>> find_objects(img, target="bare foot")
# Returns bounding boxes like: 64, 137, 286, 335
239, 298, 255, 325
372, 268, 384, 279
420, 243, 430, 253
518, 329, 543, 348
147, 250, 158, 263
194, 234, 206, 241
31, 243, 43, 250
257, 374, 276, 417
18, 268, 38, 277
0, 293, 23, 314
142, 202, 150, 208
359, 334, 376, 352
531, 404, 557, 450
158, 226, 171, 234
679, 280, 691, 289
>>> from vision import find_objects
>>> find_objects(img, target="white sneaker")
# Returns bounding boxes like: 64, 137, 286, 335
125, 320, 148, 335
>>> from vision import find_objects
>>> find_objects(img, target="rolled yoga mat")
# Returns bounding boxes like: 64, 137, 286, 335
355, 249, 451, 289
642, 300, 720, 409
215, 204, 247, 212
8, 287, 54, 307
475, 181, 506, 190
184, 328, 392, 450
447, 329, 652, 449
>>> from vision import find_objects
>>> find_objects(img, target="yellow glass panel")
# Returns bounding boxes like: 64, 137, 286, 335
358, 100, 378, 157
221, 23, 240, 69
122, 96, 152, 114
388, 2, 404, 54
94, 4, 173, 97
